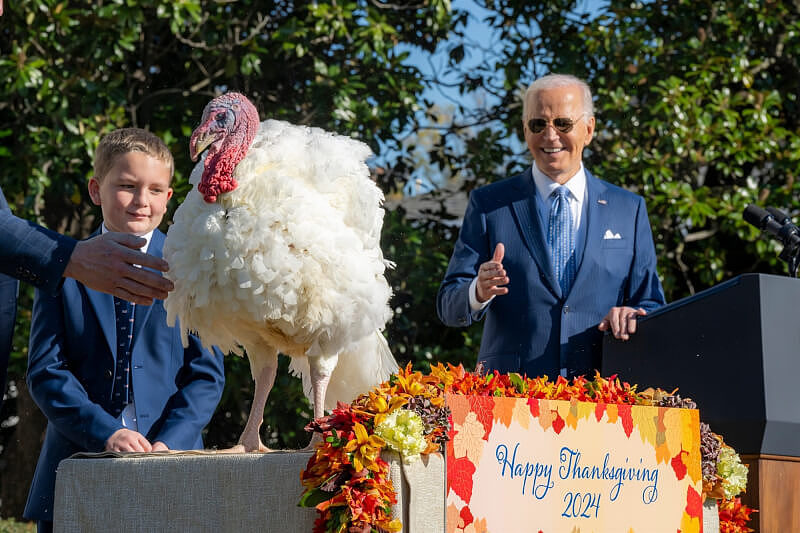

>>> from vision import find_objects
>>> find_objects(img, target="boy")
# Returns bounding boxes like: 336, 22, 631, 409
24, 128, 225, 532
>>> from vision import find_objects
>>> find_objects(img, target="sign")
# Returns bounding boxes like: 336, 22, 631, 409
445, 395, 703, 533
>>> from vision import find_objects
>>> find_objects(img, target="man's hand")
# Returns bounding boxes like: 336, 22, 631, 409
476, 243, 509, 303
105, 428, 153, 453
598, 306, 647, 340
63, 232, 174, 305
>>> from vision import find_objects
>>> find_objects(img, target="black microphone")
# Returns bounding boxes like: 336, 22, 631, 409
766, 206, 794, 227
744, 204, 800, 247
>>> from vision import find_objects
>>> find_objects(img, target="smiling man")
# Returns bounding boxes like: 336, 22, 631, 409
437, 73, 665, 379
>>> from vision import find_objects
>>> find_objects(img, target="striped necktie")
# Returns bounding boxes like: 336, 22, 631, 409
548, 186, 576, 296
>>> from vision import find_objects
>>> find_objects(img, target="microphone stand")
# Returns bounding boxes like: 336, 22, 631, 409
780, 241, 800, 278
766, 207, 800, 278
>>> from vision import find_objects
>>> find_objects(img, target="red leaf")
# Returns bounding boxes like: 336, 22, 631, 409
449, 455, 477, 504
552, 412, 565, 434
470, 395, 495, 439
618, 403, 634, 437
594, 402, 606, 422
671, 450, 688, 481
685, 485, 703, 519
528, 398, 540, 418
459, 505, 474, 526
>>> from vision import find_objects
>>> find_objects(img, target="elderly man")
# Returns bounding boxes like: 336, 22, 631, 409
437, 73, 665, 379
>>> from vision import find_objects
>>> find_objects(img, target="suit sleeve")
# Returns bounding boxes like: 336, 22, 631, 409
436, 190, 491, 327
27, 288, 124, 452
625, 197, 666, 311
148, 333, 225, 450
0, 203, 76, 294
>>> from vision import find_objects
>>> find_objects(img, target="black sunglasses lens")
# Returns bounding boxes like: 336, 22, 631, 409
553, 118, 574, 132
528, 117, 576, 133
528, 119, 546, 133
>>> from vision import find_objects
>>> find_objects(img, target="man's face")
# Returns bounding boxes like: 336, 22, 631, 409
524, 85, 595, 184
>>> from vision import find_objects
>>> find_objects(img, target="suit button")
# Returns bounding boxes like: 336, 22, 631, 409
563, 306, 570, 314
106, 370, 113, 379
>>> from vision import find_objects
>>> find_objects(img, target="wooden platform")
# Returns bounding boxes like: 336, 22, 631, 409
741, 454, 800, 533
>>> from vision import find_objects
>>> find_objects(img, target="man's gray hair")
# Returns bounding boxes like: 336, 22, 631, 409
522, 74, 594, 120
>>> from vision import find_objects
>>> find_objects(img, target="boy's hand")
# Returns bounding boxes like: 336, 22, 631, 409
151, 441, 170, 452
64, 232, 175, 305
105, 428, 153, 452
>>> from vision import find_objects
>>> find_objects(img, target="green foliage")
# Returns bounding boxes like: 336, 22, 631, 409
0, 0, 454, 454
381, 207, 482, 372
0, 518, 35, 533
2, 0, 799, 501
433, 0, 800, 300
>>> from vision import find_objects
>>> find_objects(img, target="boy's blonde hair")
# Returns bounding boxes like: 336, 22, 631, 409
94, 128, 174, 183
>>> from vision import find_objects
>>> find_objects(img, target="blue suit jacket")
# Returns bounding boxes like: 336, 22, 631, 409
0, 186, 76, 293
0, 187, 20, 403
437, 168, 665, 378
24, 228, 226, 521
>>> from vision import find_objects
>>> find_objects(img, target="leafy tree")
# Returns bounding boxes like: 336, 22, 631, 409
426, 0, 800, 301
0, 0, 453, 517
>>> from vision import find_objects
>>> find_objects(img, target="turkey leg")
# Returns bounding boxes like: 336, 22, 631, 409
227, 363, 277, 453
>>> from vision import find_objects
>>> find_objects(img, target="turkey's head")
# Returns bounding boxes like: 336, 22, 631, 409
190, 92, 259, 203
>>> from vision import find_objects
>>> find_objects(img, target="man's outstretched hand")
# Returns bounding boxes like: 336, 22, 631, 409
64, 232, 174, 305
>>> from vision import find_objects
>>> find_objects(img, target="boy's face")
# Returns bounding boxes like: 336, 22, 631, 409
88, 151, 173, 236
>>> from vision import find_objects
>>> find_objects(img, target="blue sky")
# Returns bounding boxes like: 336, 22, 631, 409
390, 0, 608, 195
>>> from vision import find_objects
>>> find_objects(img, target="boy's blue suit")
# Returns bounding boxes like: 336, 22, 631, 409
437, 168, 665, 378
24, 228, 225, 522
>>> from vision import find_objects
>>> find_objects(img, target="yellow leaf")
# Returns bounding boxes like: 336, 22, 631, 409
680, 513, 700, 533
680, 408, 699, 454
576, 400, 595, 422
555, 399, 571, 420
606, 403, 619, 424
663, 407, 683, 458
684, 410, 702, 483
512, 398, 531, 430
632, 405, 658, 448
655, 442, 671, 465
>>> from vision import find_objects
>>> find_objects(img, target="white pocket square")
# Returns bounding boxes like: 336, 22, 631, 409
603, 229, 622, 240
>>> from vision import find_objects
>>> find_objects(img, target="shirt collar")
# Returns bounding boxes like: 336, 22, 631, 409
100, 222, 153, 254
531, 162, 586, 203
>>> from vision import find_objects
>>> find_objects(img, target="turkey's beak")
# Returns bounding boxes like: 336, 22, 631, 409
190, 132, 216, 162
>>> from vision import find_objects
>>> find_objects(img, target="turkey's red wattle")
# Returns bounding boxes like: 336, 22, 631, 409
199, 152, 239, 203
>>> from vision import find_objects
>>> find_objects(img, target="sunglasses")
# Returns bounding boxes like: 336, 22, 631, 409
527, 115, 585, 134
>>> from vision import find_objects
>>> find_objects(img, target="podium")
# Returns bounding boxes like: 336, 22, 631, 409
602, 273, 800, 532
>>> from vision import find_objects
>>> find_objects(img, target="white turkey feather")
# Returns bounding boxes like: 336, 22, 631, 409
164, 118, 397, 412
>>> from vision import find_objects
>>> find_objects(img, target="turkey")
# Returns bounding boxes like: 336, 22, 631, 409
164, 92, 398, 452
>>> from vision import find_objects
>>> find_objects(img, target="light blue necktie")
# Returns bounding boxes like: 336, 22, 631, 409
110, 297, 135, 417
548, 186, 576, 296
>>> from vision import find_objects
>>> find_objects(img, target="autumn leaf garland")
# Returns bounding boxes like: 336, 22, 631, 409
298, 363, 755, 533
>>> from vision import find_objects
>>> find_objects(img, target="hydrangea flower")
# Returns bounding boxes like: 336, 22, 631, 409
717, 444, 749, 499
375, 408, 427, 462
